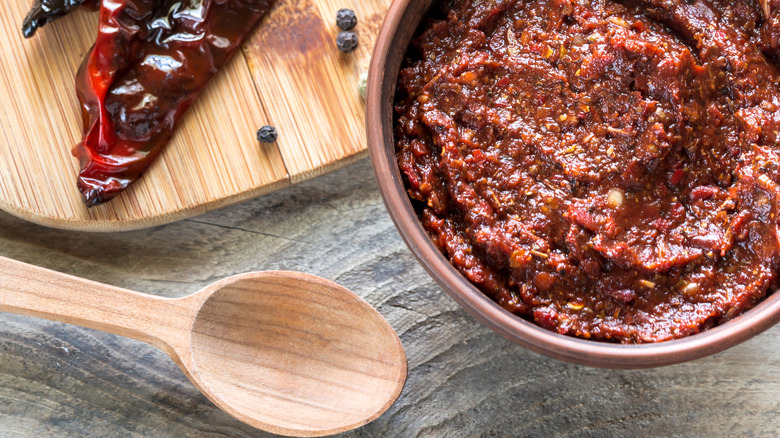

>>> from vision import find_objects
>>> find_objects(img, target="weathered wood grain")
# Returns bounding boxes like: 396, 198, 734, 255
0, 256, 406, 436
0, 159, 779, 437
0, 0, 382, 231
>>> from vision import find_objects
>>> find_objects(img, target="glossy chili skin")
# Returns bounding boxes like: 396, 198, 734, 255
22, 0, 97, 38
395, 0, 780, 342
23, 0, 276, 206
73, 0, 277, 206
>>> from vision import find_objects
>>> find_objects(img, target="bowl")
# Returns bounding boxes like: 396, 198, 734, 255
365, 0, 780, 368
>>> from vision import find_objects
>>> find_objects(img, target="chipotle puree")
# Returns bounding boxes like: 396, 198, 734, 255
395, 0, 780, 342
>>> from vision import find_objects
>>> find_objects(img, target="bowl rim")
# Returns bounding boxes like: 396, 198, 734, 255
366, 0, 780, 368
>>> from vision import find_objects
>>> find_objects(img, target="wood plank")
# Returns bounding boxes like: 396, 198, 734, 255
1, 160, 780, 437
0, 0, 384, 231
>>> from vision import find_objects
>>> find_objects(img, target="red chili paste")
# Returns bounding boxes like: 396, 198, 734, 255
395, 0, 780, 342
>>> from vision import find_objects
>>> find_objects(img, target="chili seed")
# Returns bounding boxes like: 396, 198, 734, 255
336, 8, 357, 30
257, 125, 278, 143
358, 71, 368, 100
337, 31, 359, 53
639, 279, 656, 289
682, 282, 700, 295
607, 189, 625, 208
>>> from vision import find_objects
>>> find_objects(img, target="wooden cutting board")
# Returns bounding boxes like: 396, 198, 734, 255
0, 0, 389, 231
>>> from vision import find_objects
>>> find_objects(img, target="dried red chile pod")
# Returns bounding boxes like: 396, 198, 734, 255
22, 0, 97, 38
23, 0, 277, 206
74, 0, 277, 206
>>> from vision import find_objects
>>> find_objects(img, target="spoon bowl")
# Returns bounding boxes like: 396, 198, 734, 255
0, 257, 407, 437
187, 272, 407, 436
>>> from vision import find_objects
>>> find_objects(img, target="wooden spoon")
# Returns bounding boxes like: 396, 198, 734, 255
0, 256, 407, 437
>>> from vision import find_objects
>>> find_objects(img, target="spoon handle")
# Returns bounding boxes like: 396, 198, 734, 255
0, 256, 182, 352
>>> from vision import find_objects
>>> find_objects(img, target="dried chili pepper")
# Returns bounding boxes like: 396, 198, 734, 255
22, 0, 96, 38
24, 0, 277, 206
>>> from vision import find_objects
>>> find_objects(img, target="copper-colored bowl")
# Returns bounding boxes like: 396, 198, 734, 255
366, 0, 780, 368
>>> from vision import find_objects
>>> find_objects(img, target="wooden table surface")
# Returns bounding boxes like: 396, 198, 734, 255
0, 158, 778, 437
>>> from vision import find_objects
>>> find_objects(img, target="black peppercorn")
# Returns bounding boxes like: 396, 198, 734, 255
336, 31, 358, 53
336, 8, 357, 30
257, 125, 278, 143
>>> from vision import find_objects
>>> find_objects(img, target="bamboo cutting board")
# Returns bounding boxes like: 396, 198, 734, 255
0, 0, 389, 231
